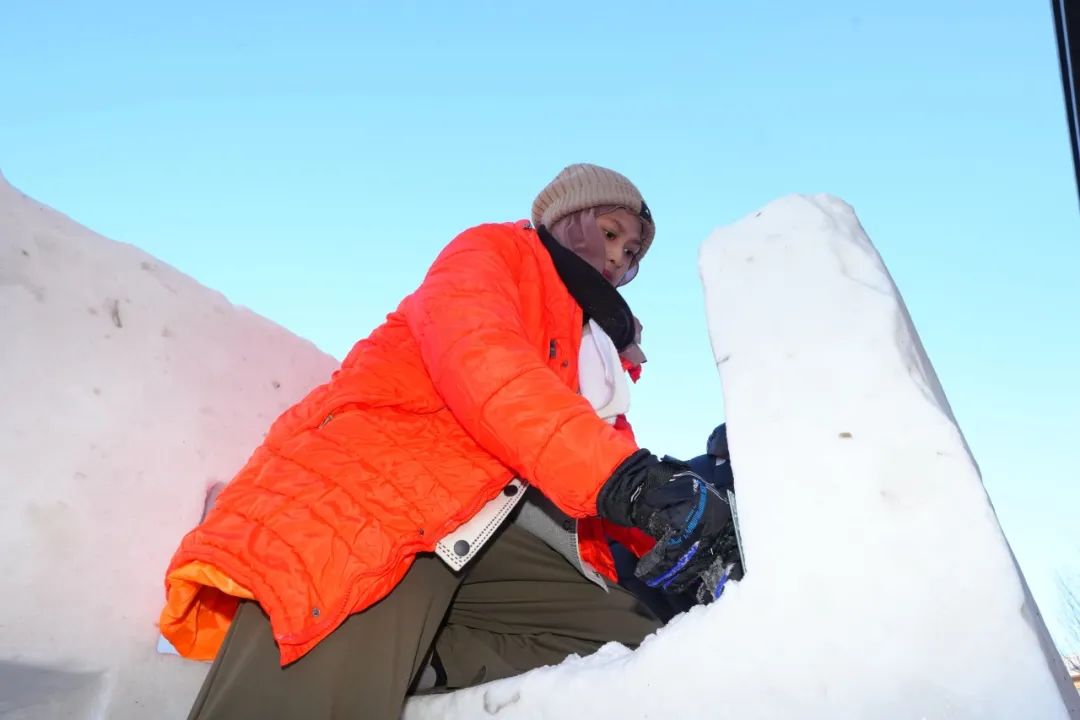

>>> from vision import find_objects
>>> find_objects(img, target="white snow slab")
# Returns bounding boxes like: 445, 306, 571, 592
405, 195, 1080, 719
0, 172, 339, 719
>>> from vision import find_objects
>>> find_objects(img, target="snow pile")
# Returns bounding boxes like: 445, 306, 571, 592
0, 172, 338, 719
404, 195, 1080, 719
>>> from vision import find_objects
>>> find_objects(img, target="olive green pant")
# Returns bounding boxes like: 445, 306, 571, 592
187, 523, 660, 720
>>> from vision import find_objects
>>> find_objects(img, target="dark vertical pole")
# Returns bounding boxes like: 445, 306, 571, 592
1052, 0, 1080, 210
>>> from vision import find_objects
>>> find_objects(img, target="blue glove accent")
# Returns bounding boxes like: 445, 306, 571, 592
645, 540, 702, 590
667, 478, 707, 546
711, 566, 731, 599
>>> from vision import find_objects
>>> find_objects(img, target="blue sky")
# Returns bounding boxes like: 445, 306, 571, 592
3, 2, 1077, 647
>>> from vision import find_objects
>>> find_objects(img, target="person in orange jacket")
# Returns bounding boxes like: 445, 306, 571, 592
167, 164, 743, 719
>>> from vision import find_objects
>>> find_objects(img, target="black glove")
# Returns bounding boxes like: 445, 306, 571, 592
688, 422, 734, 494
598, 450, 744, 602
706, 423, 729, 461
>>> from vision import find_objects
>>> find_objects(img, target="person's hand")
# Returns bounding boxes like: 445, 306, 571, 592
706, 422, 729, 460
598, 451, 743, 601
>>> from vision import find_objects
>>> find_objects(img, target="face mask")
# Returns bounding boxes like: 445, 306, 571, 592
548, 206, 640, 287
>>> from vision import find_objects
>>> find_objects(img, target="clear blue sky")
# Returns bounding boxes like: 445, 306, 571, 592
3, 2, 1077, 647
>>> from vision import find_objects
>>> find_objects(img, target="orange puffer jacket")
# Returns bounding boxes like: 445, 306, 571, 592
159, 221, 643, 666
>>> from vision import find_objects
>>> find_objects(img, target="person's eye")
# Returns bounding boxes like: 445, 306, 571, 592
625, 247, 640, 258
604, 230, 616, 240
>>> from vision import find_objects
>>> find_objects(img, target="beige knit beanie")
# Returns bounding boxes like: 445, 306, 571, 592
531, 163, 655, 260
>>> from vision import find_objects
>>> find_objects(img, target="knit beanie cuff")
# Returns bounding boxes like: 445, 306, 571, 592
531, 164, 655, 259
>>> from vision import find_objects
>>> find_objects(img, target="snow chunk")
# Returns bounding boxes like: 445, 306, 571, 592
404, 195, 1080, 719
0, 173, 338, 719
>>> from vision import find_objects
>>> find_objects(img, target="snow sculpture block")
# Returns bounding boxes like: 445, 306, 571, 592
405, 195, 1080, 719
0, 173, 339, 719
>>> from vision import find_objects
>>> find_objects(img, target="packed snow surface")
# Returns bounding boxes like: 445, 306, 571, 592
404, 195, 1080, 719
0, 173, 337, 719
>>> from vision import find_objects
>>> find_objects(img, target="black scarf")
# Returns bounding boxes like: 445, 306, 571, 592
537, 225, 637, 352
